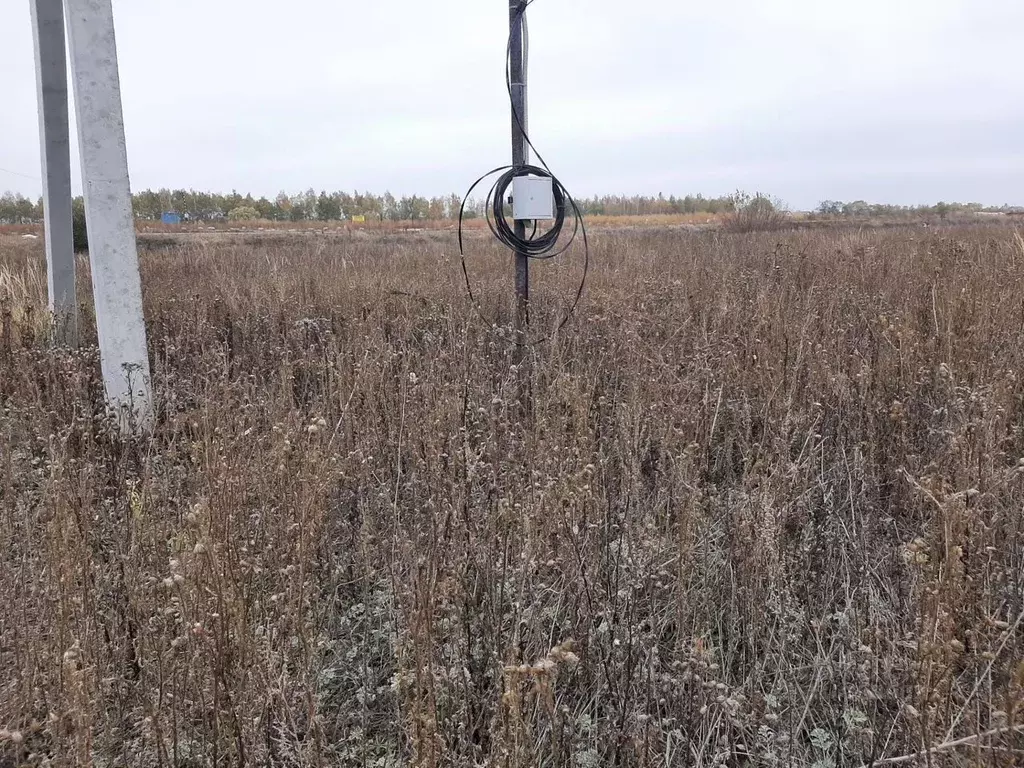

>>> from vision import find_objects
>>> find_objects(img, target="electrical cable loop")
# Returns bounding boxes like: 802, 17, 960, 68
457, 0, 589, 346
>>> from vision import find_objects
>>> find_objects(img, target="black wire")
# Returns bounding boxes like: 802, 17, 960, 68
457, 0, 589, 345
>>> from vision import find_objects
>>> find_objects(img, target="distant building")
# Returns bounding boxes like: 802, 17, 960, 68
161, 211, 182, 225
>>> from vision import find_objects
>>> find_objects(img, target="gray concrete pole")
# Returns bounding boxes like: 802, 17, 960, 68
509, 0, 529, 339
29, 0, 78, 347
63, 0, 153, 430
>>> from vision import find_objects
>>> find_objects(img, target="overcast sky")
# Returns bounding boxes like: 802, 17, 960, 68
2, 0, 1022, 210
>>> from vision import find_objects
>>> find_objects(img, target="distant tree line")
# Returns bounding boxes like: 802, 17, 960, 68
0, 191, 39, 224
573, 193, 738, 216
129, 189, 744, 222
814, 200, 1024, 219
2, 189, 741, 223
0, 189, 464, 224
3, 188, 1021, 225
129, 189, 467, 223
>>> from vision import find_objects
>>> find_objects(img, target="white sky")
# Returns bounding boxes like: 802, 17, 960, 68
1, 0, 1022, 209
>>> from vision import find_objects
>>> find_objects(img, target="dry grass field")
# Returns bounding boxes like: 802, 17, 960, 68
1, 223, 1023, 767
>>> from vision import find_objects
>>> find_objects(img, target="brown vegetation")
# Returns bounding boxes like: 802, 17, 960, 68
2, 212, 723, 240
1, 224, 1023, 766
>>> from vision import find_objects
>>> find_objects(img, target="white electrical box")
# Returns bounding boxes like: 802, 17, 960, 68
512, 175, 554, 220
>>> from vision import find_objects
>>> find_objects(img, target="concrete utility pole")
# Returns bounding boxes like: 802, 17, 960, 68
64, 0, 153, 429
508, 0, 529, 340
30, 0, 77, 347
29, 0, 153, 430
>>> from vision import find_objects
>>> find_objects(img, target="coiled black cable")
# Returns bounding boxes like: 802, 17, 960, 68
458, 0, 588, 342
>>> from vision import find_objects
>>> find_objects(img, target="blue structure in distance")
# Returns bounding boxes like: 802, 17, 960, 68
161, 211, 181, 225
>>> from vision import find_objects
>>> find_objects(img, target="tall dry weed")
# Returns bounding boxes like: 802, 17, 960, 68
0, 225, 1022, 767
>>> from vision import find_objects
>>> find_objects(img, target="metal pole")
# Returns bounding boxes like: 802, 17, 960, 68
64, 0, 153, 431
508, 0, 528, 340
30, 0, 78, 347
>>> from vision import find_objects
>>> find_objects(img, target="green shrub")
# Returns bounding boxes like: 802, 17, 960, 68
72, 197, 88, 252
725, 190, 790, 233
227, 206, 259, 221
